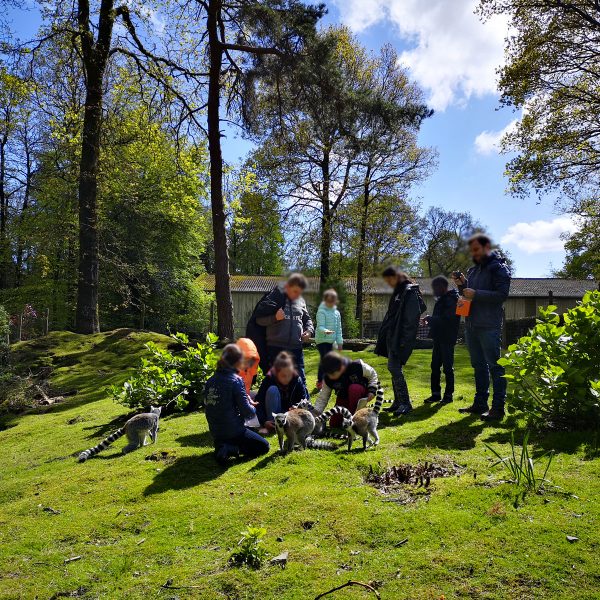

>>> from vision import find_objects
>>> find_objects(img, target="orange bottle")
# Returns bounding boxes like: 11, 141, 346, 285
456, 297, 472, 317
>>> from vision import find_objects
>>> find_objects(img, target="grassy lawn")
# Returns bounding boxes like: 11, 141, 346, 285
1, 330, 599, 599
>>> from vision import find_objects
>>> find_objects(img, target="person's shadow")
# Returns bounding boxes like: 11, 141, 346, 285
409, 415, 486, 450
143, 454, 222, 495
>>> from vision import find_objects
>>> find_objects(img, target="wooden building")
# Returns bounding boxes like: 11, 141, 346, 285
197, 275, 598, 338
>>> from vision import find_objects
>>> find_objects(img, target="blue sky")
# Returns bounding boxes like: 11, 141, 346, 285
5, 0, 576, 277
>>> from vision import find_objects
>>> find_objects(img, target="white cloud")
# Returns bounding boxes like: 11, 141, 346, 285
474, 119, 518, 155
333, 0, 508, 111
501, 217, 580, 254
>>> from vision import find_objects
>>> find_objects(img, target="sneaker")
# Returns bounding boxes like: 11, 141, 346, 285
384, 403, 402, 413
458, 404, 488, 415
394, 403, 413, 416
259, 421, 276, 437
215, 446, 231, 467
440, 396, 453, 405
424, 395, 442, 404
481, 409, 505, 422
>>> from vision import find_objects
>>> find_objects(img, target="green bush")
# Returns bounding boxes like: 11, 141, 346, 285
112, 332, 218, 411
499, 291, 600, 430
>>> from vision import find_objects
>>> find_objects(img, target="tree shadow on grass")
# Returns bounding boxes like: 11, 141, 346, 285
409, 415, 486, 450
143, 454, 223, 495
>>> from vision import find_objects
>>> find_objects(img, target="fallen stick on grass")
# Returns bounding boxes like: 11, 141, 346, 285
314, 580, 381, 599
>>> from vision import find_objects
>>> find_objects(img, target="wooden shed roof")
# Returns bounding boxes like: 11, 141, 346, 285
197, 275, 598, 298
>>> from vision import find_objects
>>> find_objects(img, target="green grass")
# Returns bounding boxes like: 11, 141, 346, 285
1, 330, 599, 599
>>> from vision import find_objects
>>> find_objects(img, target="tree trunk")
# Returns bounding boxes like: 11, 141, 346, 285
15, 135, 32, 286
320, 151, 331, 284
207, 0, 234, 339
355, 171, 371, 335
0, 138, 8, 289
75, 69, 103, 333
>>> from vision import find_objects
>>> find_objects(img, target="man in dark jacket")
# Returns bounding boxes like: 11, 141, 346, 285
453, 233, 511, 422
423, 276, 460, 405
254, 273, 314, 382
375, 267, 424, 415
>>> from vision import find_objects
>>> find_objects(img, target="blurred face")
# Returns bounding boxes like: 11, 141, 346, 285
432, 283, 447, 298
383, 275, 398, 289
275, 365, 294, 386
285, 284, 303, 301
324, 294, 336, 308
327, 363, 346, 381
469, 240, 491, 263
243, 356, 257, 370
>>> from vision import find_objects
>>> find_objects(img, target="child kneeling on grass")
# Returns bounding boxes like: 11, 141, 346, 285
254, 351, 308, 436
204, 344, 269, 466
315, 288, 343, 389
315, 351, 379, 427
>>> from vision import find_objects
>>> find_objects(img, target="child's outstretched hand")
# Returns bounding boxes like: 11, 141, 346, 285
324, 329, 334, 334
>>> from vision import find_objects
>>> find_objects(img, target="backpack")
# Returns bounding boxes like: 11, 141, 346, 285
245, 287, 285, 372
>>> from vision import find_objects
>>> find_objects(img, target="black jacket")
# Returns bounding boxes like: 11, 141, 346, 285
204, 367, 256, 442
375, 281, 422, 362
255, 285, 314, 350
254, 369, 308, 424
459, 252, 511, 330
426, 289, 460, 344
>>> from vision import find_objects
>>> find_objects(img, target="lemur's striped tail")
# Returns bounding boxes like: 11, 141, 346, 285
78, 428, 125, 462
318, 405, 353, 423
372, 385, 385, 415
306, 437, 338, 450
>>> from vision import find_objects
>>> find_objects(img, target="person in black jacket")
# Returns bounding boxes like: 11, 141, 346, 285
423, 276, 460, 405
204, 344, 270, 466
453, 233, 511, 422
375, 267, 424, 416
254, 351, 309, 435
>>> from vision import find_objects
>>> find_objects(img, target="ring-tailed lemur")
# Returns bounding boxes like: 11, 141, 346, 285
293, 399, 347, 439
317, 387, 385, 451
78, 406, 161, 462
272, 408, 315, 453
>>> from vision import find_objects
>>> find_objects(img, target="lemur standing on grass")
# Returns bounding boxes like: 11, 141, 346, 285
78, 407, 161, 462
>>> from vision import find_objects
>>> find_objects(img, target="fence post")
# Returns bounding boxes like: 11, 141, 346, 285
18, 312, 23, 342
548, 290, 554, 306
209, 301, 215, 334
45, 308, 50, 335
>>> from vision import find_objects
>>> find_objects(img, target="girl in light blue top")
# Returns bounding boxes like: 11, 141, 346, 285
315, 289, 343, 388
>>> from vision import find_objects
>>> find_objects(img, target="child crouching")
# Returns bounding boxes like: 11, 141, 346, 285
315, 351, 380, 426
204, 344, 269, 466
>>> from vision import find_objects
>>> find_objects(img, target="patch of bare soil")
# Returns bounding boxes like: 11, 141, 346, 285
365, 458, 465, 505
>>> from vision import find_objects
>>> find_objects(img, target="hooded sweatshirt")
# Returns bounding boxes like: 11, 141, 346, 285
315, 302, 343, 346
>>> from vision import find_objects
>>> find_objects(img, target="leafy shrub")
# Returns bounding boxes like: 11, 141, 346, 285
229, 526, 268, 569
499, 291, 600, 430
112, 332, 218, 411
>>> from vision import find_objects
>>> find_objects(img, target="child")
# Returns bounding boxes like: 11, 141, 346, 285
423, 276, 460, 405
315, 289, 343, 388
315, 351, 379, 427
204, 344, 269, 466
254, 351, 308, 436
236, 337, 260, 397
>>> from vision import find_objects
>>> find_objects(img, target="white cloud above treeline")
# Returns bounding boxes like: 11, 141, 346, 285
332, 0, 509, 111
501, 217, 580, 254
474, 119, 518, 155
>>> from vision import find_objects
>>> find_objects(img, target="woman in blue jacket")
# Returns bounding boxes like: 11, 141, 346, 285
204, 344, 270, 466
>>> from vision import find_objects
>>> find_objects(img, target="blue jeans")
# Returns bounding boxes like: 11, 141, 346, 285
465, 326, 506, 411
317, 342, 334, 382
265, 386, 282, 420
267, 346, 306, 383
215, 427, 269, 459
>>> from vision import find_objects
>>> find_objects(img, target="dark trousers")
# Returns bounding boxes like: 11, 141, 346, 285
388, 356, 411, 406
465, 326, 506, 411
316, 342, 334, 382
215, 427, 270, 459
430, 339, 456, 398
267, 346, 306, 383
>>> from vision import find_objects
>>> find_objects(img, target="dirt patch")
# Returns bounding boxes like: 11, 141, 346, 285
145, 450, 177, 465
365, 458, 465, 505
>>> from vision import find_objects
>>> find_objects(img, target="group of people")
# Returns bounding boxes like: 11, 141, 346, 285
204, 233, 512, 466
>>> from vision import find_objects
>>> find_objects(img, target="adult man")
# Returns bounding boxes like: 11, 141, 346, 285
254, 273, 314, 382
423, 276, 460, 405
453, 234, 511, 422
375, 267, 425, 416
